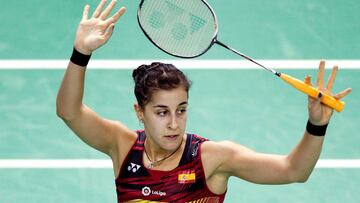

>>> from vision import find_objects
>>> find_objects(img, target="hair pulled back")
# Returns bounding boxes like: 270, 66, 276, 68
132, 62, 191, 108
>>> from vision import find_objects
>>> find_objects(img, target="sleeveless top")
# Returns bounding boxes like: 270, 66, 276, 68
115, 130, 226, 203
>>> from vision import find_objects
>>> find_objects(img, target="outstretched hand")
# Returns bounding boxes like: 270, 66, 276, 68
305, 60, 352, 125
74, 0, 126, 55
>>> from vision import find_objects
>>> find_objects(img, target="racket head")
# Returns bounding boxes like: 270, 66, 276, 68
137, 0, 219, 58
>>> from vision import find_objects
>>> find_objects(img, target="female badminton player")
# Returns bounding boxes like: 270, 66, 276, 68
56, 0, 352, 202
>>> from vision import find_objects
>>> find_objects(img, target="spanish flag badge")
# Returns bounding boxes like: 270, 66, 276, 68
178, 170, 196, 184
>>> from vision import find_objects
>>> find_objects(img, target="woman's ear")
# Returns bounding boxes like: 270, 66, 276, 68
134, 103, 144, 122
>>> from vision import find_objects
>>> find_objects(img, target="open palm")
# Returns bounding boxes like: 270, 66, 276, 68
74, 0, 126, 55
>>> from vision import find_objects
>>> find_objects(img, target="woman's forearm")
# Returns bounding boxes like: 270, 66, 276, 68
56, 62, 86, 120
286, 131, 325, 182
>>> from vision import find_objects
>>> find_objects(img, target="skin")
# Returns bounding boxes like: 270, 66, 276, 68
56, 0, 352, 196
134, 87, 189, 171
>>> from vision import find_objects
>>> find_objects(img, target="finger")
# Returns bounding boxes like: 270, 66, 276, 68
305, 75, 317, 106
309, 91, 323, 110
105, 7, 126, 25
317, 60, 325, 90
92, 0, 107, 18
304, 75, 312, 86
82, 5, 90, 21
333, 88, 352, 100
315, 91, 323, 103
102, 23, 115, 42
326, 65, 338, 91
100, 0, 117, 20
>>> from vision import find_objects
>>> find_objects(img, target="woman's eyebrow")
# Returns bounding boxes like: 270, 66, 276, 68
152, 101, 188, 108
153, 101, 188, 108
152, 104, 168, 108
178, 101, 188, 106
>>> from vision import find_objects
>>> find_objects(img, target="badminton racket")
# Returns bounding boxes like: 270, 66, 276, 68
137, 0, 345, 112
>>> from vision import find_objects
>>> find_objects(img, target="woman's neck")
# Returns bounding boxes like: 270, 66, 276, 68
143, 134, 186, 169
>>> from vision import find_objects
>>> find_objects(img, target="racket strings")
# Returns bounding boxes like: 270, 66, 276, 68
190, 14, 207, 33
138, 0, 217, 57
165, 0, 185, 17
148, 11, 166, 29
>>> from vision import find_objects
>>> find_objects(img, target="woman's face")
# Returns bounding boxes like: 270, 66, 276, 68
137, 87, 188, 152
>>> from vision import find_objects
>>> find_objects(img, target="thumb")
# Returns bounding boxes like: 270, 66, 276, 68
309, 91, 322, 110
308, 91, 323, 121
315, 91, 323, 106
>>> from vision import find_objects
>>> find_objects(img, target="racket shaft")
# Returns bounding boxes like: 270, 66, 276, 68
279, 73, 345, 112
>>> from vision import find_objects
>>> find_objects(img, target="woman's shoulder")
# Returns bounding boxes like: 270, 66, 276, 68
201, 140, 242, 161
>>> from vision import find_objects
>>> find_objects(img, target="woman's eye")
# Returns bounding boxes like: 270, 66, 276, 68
177, 109, 187, 114
157, 111, 167, 116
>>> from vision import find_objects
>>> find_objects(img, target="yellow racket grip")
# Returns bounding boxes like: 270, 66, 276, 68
279, 73, 345, 112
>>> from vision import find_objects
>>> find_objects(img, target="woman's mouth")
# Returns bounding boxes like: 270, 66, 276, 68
164, 134, 179, 141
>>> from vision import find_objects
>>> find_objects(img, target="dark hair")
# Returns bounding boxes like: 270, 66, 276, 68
132, 62, 191, 108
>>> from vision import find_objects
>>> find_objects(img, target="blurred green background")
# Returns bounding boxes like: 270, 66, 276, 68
0, 0, 359, 202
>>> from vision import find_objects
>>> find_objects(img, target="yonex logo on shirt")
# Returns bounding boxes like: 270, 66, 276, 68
127, 162, 141, 173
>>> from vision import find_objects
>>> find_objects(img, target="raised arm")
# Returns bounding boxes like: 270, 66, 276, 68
56, 0, 134, 163
282, 60, 352, 182
203, 60, 352, 192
